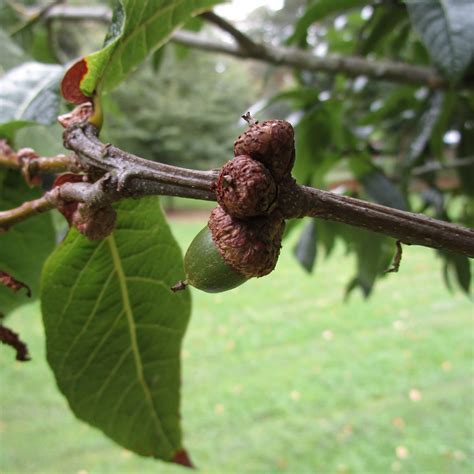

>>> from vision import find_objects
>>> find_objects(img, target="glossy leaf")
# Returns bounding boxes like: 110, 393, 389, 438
0, 171, 55, 315
63, 0, 224, 101
41, 197, 191, 462
0, 61, 63, 138
406, 0, 474, 80
293, 218, 317, 273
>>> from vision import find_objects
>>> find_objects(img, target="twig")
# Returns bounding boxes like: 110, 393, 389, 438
0, 324, 30, 362
2, 124, 473, 257
385, 240, 403, 273
200, 11, 266, 55
0, 271, 31, 297
0, 140, 79, 185
412, 157, 474, 176
0, 195, 56, 231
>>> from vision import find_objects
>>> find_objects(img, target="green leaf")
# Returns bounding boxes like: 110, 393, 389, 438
293, 218, 317, 273
439, 251, 472, 295
358, 5, 408, 55
430, 90, 457, 160
0, 171, 55, 316
0, 61, 64, 139
0, 28, 29, 72
288, 0, 367, 45
40, 197, 191, 462
360, 170, 407, 210
406, 0, 474, 80
349, 155, 408, 210
342, 228, 393, 299
78, 0, 224, 97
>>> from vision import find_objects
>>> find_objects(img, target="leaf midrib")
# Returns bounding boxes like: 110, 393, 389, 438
107, 234, 173, 455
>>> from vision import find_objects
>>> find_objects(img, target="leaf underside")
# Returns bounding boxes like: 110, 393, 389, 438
0, 61, 64, 137
41, 197, 191, 461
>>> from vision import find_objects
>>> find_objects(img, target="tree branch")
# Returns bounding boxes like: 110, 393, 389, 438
0, 139, 79, 183
36, 5, 463, 90
60, 124, 473, 258
2, 124, 473, 257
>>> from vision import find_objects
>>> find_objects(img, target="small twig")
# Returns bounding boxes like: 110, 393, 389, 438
412, 157, 474, 176
241, 112, 258, 126
10, 0, 64, 36
0, 271, 31, 297
0, 139, 79, 185
171, 280, 188, 293
0, 324, 31, 362
385, 240, 404, 273
0, 195, 56, 231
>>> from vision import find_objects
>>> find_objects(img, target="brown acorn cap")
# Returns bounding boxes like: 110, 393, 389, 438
233, 120, 295, 182
208, 206, 285, 278
216, 155, 277, 219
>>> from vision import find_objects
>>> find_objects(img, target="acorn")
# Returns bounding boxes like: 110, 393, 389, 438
181, 225, 248, 293
177, 207, 284, 293
216, 155, 277, 219
233, 120, 295, 182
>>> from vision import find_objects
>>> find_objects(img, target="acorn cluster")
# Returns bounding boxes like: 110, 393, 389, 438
180, 118, 295, 293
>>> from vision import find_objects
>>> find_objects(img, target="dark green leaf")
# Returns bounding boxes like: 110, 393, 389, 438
404, 91, 444, 168
406, 0, 474, 80
293, 218, 317, 273
360, 170, 407, 210
41, 197, 191, 462
430, 91, 457, 160
0, 171, 55, 316
358, 5, 407, 55
288, 0, 367, 45
0, 61, 64, 138
151, 46, 166, 72
293, 107, 333, 185
439, 251, 472, 295
339, 225, 393, 299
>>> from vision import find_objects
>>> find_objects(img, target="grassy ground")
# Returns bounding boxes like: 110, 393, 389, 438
0, 217, 473, 474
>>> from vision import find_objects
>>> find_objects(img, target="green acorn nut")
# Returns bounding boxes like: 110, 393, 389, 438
183, 225, 248, 293
233, 119, 295, 182
178, 206, 285, 293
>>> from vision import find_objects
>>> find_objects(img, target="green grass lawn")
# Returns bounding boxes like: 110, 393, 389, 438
1, 218, 473, 474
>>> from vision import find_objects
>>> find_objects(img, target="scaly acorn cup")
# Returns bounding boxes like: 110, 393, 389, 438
233, 119, 295, 182
180, 206, 285, 293
216, 155, 277, 218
